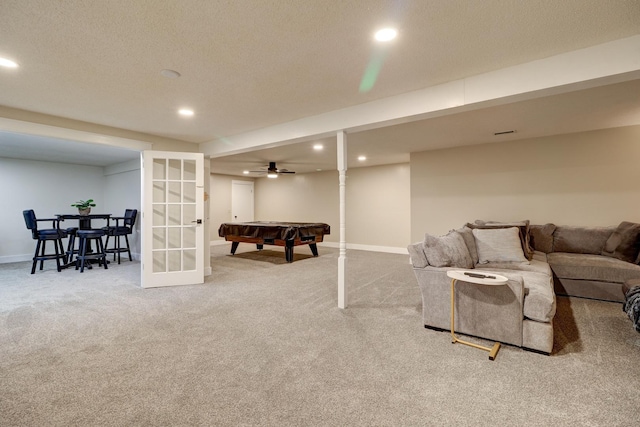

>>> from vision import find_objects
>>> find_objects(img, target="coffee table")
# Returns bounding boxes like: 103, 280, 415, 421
447, 270, 509, 360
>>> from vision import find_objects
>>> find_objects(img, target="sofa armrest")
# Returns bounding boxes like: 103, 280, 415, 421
413, 267, 525, 347
407, 241, 428, 268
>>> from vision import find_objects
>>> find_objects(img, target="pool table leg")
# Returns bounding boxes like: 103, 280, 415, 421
285, 240, 294, 263
309, 243, 318, 257
230, 241, 239, 254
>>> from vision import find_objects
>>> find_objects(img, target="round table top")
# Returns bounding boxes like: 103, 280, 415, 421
446, 269, 508, 285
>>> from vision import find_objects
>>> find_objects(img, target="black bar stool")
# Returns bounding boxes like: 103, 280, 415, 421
22, 210, 68, 274
75, 229, 108, 273
104, 209, 138, 264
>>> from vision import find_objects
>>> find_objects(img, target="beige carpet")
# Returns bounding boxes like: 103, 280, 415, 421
1, 244, 639, 426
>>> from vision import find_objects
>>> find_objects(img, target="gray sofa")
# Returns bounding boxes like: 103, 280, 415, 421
408, 220, 640, 355
530, 223, 640, 302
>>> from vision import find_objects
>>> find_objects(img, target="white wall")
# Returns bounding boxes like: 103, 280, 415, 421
209, 174, 254, 242
1, 158, 106, 262
410, 125, 640, 240
252, 163, 411, 250
255, 171, 339, 241
345, 164, 411, 249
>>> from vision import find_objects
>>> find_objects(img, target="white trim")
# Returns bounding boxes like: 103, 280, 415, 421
319, 241, 408, 255
0, 254, 32, 263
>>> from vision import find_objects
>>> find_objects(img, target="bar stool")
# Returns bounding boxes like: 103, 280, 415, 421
22, 209, 68, 274
75, 229, 108, 273
104, 209, 137, 264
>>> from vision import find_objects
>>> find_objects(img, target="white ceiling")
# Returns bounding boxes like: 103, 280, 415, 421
1, 1, 640, 171
0, 131, 140, 166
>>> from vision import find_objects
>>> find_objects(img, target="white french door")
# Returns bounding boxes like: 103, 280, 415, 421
141, 151, 204, 288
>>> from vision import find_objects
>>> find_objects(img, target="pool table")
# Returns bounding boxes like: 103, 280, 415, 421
218, 221, 330, 263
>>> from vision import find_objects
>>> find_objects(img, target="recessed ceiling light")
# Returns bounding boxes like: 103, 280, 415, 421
0, 57, 18, 68
374, 28, 397, 42
316, 169, 323, 172
178, 108, 194, 117
243, 170, 249, 175
313, 144, 323, 151
161, 69, 181, 78
358, 155, 367, 161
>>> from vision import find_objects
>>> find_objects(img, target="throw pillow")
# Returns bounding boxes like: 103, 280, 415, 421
467, 220, 534, 260
407, 242, 428, 268
472, 227, 529, 264
529, 223, 556, 254
455, 226, 479, 265
423, 231, 474, 269
601, 221, 640, 264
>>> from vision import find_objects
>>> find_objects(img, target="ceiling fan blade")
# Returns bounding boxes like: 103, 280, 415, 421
249, 161, 296, 175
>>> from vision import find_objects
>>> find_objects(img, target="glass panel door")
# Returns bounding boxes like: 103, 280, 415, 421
142, 151, 204, 288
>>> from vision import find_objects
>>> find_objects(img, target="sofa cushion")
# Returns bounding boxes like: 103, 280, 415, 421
478, 269, 556, 323
468, 220, 533, 260
601, 221, 640, 264
472, 227, 529, 264
530, 223, 556, 254
552, 225, 614, 254
531, 250, 548, 263
423, 231, 474, 269
547, 252, 640, 284
476, 258, 551, 276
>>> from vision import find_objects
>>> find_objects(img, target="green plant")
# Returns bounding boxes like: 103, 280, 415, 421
71, 199, 96, 209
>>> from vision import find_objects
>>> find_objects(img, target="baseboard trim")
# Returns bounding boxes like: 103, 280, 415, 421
1, 252, 141, 264
319, 242, 408, 255
0, 254, 32, 264
210, 240, 408, 255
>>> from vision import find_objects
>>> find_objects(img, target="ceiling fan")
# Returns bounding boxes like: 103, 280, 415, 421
250, 161, 295, 178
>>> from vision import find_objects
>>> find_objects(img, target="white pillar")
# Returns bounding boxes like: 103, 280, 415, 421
337, 130, 347, 309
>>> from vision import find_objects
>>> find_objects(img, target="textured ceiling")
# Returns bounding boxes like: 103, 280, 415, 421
2, 0, 640, 147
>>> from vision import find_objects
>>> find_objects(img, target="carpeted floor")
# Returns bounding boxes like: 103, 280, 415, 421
1, 244, 639, 426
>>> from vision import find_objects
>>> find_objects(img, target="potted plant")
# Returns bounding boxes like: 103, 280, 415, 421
71, 199, 96, 216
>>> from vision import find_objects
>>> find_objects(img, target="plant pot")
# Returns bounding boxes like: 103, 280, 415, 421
78, 208, 91, 216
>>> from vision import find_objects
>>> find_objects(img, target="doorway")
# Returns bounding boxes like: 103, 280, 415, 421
231, 180, 254, 222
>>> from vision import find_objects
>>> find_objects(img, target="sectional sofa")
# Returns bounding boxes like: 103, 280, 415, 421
408, 220, 640, 354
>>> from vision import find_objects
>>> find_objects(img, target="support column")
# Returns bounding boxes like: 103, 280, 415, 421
337, 130, 347, 309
